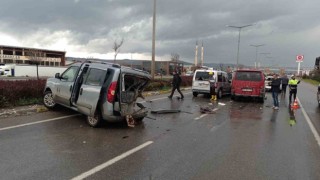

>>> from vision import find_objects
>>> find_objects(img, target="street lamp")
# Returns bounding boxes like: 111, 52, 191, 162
259, 52, 271, 68
250, 44, 265, 68
227, 24, 254, 69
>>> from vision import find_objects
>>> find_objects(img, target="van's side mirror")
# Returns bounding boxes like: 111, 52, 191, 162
55, 73, 61, 79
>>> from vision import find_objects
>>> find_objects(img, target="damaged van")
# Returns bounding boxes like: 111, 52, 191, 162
43, 61, 151, 127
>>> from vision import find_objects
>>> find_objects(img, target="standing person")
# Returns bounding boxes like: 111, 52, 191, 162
168, 71, 184, 99
288, 75, 300, 104
271, 74, 281, 110
209, 71, 217, 101
281, 74, 289, 96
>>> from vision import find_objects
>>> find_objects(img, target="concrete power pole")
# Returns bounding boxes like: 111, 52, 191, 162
151, 0, 156, 79
201, 41, 204, 67
194, 41, 198, 67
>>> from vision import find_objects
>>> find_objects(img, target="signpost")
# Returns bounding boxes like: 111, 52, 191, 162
296, 55, 304, 76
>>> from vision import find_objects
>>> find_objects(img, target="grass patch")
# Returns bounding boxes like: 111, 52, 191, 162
16, 98, 42, 106
303, 79, 320, 86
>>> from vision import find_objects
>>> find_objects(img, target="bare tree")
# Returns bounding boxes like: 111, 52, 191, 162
113, 38, 124, 63
171, 53, 180, 72
25, 49, 44, 80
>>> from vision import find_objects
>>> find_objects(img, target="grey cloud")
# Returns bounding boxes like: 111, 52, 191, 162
0, 0, 319, 67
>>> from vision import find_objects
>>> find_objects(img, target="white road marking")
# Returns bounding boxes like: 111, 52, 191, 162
195, 114, 208, 120
71, 141, 154, 180
297, 98, 320, 148
218, 102, 226, 106
0, 114, 80, 131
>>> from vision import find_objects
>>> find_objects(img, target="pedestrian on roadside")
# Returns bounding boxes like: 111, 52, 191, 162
288, 75, 300, 104
281, 74, 289, 96
209, 71, 217, 101
168, 71, 184, 99
271, 74, 281, 110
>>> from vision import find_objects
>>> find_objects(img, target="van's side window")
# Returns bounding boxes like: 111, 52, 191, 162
218, 74, 223, 82
61, 66, 79, 82
84, 68, 107, 86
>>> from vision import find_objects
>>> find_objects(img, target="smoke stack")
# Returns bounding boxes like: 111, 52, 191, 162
201, 41, 204, 67
195, 41, 198, 66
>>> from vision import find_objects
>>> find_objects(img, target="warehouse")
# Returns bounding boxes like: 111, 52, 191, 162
0, 45, 66, 66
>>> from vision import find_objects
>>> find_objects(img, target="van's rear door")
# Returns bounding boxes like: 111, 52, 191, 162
193, 71, 211, 92
119, 70, 151, 117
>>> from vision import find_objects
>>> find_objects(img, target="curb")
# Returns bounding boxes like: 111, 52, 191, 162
0, 105, 48, 118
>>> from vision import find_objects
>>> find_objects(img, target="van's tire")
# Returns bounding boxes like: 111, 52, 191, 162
87, 111, 102, 128
217, 89, 223, 99
193, 92, 198, 97
231, 95, 235, 100
259, 97, 265, 103
43, 91, 56, 109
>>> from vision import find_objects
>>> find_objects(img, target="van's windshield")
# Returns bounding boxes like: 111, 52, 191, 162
235, 71, 262, 81
195, 72, 214, 81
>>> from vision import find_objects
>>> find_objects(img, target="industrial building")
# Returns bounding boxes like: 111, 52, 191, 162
0, 45, 66, 66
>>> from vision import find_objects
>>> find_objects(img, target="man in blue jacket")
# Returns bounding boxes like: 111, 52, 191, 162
271, 74, 281, 110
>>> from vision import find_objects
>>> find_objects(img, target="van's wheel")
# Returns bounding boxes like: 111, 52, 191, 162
43, 91, 56, 109
87, 111, 102, 128
231, 95, 235, 100
259, 97, 265, 103
217, 89, 222, 99
193, 92, 198, 97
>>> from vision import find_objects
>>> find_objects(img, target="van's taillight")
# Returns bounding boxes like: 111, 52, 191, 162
107, 82, 117, 103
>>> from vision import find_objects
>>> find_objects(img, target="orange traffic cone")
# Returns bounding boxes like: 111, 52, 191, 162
291, 99, 300, 110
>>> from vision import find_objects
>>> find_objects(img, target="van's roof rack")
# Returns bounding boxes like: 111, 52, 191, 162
83, 59, 121, 68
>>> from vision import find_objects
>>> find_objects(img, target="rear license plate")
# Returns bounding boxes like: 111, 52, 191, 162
242, 88, 252, 92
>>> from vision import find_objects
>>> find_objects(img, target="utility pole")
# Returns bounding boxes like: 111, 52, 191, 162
151, 0, 156, 79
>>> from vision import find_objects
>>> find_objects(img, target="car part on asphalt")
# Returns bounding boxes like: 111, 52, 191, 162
150, 109, 181, 114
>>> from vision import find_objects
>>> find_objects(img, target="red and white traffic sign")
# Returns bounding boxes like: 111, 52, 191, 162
296, 55, 304, 62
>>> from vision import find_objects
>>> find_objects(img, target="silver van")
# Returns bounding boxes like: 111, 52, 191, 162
192, 69, 231, 98
43, 62, 151, 127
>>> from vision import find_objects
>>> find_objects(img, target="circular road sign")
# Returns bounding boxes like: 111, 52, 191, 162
296, 55, 304, 62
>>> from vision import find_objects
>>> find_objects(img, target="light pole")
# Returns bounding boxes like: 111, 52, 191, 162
227, 24, 254, 69
151, 0, 156, 79
259, 52, 271, 68
250, 44, 265, 68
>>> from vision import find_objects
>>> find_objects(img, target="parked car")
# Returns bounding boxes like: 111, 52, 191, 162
265, 75, 273, 92
185, 71, 194, 76
43, 61, 151, 127
192, 69, 231, 98
231, 70, 265, 102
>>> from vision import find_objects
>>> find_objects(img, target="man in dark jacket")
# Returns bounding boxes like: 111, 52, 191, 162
281, 74, 289, 95
271, 74, 281, 110
168, 71, 184, 99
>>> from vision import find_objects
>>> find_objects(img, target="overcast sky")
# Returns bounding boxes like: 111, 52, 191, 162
0, 0, 319, 68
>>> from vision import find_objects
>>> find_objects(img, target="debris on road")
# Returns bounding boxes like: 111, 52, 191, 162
151, 109, 181, 114
200, 106, 218, 114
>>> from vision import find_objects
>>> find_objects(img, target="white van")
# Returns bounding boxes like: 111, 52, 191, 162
192, 69, 231, 98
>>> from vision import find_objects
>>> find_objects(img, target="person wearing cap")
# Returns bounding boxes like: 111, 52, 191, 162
271, 74, 281, 110
288, 75, 300, 104
209, 71, 217, 101
281, 74, 289, 96
168, 71, 184, 99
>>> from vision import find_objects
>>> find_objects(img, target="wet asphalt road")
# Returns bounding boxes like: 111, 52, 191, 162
1, 82, 320, 180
